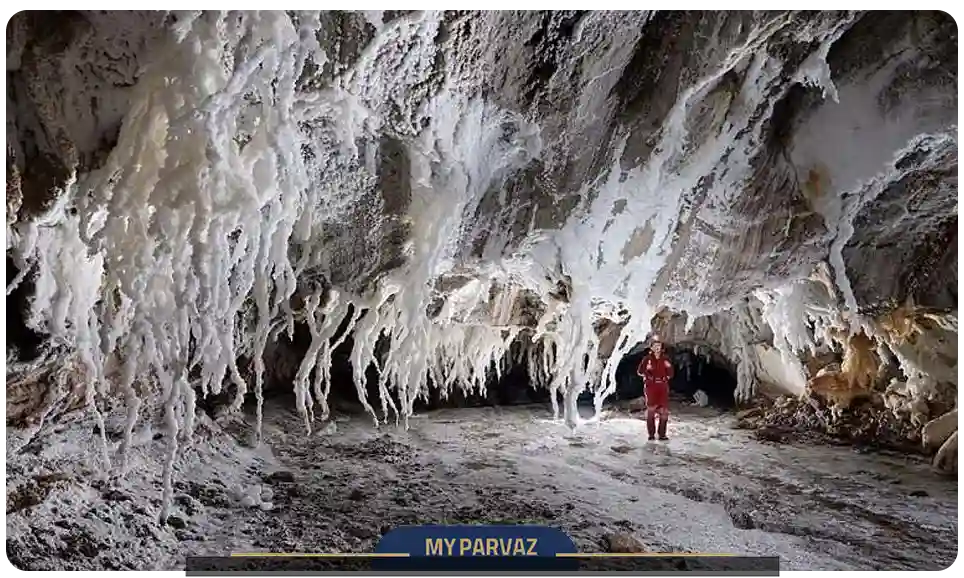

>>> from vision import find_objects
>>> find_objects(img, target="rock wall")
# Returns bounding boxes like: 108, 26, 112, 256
4, 12, 957, 481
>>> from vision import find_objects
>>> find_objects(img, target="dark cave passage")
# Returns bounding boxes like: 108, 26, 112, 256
316, 324, 551, 412
216, 318, 741, 419
216, 309, 551, 419
609, 342, 738, 409
215, 302, 736, 414
6, 256, 45, 364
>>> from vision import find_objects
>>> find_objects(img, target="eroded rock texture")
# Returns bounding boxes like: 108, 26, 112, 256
5, 11, 957, 477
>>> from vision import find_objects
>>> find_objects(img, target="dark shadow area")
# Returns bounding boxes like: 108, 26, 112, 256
607, 342, 737, 410
323, 324, 551, 413
6, 255, 45, 363
670, 344, 737, 409
210, 312, 739, 419
215, 310, 552, 420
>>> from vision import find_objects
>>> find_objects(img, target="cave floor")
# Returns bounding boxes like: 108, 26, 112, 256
5, 400, 958, 571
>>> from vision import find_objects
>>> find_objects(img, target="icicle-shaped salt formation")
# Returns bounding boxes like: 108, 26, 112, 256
518, 13, 822, 421
9, 11, 337, 521
12, 191, 112, 468
13, 9, 944, 522
335, 94, 544, 428
10, 11, 552, 505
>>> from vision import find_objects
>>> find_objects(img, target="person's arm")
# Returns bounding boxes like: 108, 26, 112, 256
663, 358, 675, 380
642, 357, 655, 381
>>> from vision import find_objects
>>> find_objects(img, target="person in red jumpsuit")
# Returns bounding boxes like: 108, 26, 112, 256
637, 337, 674, 441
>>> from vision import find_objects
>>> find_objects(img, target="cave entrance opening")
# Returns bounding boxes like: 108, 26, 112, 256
230, 312, 738, 420
244, 311, 553, 416
420, 342, 552, 410
6, 256, 46, 365
609, 342, 738, 410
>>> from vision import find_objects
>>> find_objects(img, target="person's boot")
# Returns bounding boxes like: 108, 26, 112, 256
657, 415, 669, 440
646, 410, 656, 441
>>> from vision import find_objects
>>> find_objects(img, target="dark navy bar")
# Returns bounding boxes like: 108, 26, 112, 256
186, 555, 780, 575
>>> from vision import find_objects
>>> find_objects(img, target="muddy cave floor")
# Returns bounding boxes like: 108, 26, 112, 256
5, 397, 959, 571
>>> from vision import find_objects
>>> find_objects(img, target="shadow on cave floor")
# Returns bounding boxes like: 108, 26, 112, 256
6, 398, 956, 571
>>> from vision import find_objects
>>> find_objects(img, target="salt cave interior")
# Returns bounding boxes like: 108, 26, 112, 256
3, 9, 959, 572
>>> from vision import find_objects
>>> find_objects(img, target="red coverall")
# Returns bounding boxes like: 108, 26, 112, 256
638, 352, 674, 439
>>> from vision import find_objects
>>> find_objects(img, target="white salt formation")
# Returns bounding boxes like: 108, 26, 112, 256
6, 11, 957, 521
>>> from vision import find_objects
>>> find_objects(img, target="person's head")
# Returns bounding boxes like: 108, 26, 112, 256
651, 337, 664, 356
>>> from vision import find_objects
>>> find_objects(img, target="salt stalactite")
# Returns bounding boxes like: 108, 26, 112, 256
293, 290, 350, 424
12, 10, 955, 520
530, 14, 822, 418
292, 292, 323, 433
754, 131, 958, 393
349, 287, 398, 426
11, 6, 540, 492
753, 284, 816, 394
723, 304, 766, 403
10, 12, 341, 521
8, 187, 113, 469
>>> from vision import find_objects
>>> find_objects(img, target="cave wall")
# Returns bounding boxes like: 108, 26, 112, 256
3, 11, 957, 440
752, 343, 808, 396
6, 11, 170, 227
785, 11, 957, 313
8, 11, 956, 313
